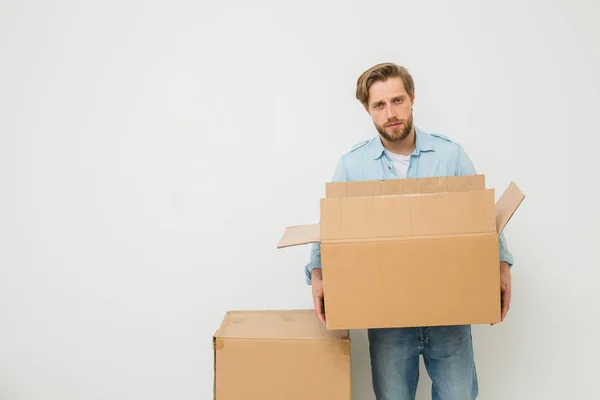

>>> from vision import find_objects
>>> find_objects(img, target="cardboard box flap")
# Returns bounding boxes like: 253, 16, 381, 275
495, 182, 525, 234
326, 174, 485, 198
277, 224, 320, 248
214, 310, 348, 341
320, 190, 496, 241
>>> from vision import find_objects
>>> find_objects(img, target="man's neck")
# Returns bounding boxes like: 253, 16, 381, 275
381, 127, 416, 156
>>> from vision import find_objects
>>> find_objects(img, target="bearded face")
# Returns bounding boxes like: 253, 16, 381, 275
374, 111, 413, 143
366, 77, 415, 144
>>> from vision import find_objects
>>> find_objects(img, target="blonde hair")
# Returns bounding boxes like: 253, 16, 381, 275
356, 63, 415, 107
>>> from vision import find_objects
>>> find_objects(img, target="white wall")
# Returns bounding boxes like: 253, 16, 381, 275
1, 0, 598, 399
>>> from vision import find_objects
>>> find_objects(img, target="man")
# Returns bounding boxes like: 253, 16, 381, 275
305, 63, 513, 400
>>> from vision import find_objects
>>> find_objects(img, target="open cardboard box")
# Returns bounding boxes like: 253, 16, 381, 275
277, 175, 525, 330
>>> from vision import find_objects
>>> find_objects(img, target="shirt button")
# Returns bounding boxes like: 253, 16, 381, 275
388, 166, 392, 170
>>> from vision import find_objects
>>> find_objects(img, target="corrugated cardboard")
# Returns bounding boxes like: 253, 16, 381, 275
277, 175, 525, 330
213, 310, 351, 400
325, 174, 486, 198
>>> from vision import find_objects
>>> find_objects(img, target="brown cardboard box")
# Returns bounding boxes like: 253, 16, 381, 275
277, 175, 524, 330
213, 310, 351, 400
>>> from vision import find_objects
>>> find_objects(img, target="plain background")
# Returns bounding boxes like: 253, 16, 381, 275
1, 0, 598, 399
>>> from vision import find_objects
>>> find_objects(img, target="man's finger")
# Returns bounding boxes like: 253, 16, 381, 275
314, 295, 326, 326
501, 289, 511, 321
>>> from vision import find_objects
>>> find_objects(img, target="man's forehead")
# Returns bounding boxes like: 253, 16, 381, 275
369, 78, 408, 100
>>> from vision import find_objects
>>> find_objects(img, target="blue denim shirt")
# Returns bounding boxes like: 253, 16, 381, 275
305, 126, 514, 284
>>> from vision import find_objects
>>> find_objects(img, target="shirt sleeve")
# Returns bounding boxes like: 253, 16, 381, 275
456, 145, 514, 267
304, 158, 349, 285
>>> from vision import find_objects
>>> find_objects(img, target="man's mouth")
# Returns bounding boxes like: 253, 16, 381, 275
386, 122, 402, 128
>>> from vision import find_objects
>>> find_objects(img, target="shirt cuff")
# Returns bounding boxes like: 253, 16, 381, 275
500, 248, 514, 267
304, 262, 320, 285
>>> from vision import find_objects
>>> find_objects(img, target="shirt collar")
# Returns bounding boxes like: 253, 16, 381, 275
371, 126, 435, 160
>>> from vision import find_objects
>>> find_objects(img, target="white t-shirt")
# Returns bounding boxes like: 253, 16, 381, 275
386, 151, 411, 178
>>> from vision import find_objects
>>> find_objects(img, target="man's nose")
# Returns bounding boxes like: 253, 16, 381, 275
384, 104, 395, 119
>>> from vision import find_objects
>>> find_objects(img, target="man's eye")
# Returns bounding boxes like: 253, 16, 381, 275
375, 103, 384, 108
394, 98, 403, 103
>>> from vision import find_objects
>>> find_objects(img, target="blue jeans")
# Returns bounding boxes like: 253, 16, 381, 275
368, 325, 478, 400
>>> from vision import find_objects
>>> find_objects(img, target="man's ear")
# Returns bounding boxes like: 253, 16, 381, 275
410, 91, 416, 106
363, 103, 371, 115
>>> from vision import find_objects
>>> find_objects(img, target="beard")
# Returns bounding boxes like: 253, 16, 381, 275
375, 112, 413, 143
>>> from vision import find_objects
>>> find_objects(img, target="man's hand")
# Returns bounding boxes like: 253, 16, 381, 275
311, 268, 326, 327
492, 261, 512, 325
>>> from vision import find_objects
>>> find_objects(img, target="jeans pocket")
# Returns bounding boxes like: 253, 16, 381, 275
433, 324, 471, 341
